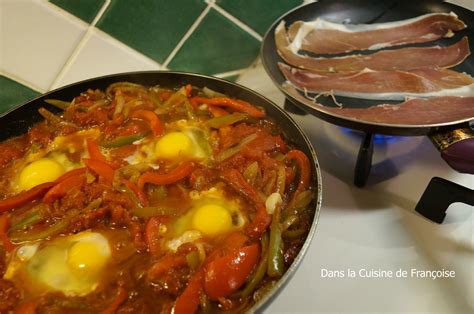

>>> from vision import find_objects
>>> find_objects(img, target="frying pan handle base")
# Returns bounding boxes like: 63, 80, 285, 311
354, 133, 374, 187
415, 177, 474, 223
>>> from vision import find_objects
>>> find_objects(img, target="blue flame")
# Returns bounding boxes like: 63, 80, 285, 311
340, 127, 399, 144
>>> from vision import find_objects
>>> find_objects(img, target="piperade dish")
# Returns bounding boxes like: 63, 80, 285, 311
0, 80, 318, 313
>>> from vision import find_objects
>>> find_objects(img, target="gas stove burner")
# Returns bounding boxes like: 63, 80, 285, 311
339, 127, 399, 145
284, 99, 390, 187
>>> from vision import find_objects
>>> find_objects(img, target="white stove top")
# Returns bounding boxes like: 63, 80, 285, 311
237, 59, 474, 313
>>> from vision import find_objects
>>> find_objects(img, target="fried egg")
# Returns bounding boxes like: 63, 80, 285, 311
165, 187, 247, 251
126, 120, 212, 165
13, 129, 99, 192
4, 231, 111, 296
18, 158, 65, 191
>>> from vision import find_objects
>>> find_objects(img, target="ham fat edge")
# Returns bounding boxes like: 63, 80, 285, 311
278, 62, 474, 101
275, 22, 471, 73
282, 84, 474, 125
286, 12, 466, 55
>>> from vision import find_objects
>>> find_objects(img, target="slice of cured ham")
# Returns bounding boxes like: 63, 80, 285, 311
278, 62, 474, 101
282, 84, 474, 125
287, 12, 466, 55
324, 97, 474, 125
275, 22, 471, 72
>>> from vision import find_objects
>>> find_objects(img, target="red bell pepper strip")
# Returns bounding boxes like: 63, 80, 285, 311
285, 150, 311, 196
245, 203, 272, 238
191, 97, 265, 118
100, 287, 127, 314
285, 167, 295, 190
0, 182, 55, 213
121, 179, 148, 207
137, 162, 194, 189
87, 138, 108, 164
221, 169, 262, 205
129, 110, 164, 137
204, 243, 260, 300
55, 167, 87, 183
185, 84, 192, 97
173, 269, 204, 314
221, 169, 271, 237
83, 158, 115, 186
145, 216, 164, 256
43, 174, 86, 204
0, 213, 14, 251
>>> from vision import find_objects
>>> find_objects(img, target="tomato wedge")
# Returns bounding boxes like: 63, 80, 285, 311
204, 243, 260, 300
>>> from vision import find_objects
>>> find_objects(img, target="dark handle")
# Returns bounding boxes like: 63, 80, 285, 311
415, 177, 474, 223
430, 127, 474, 175
440, 138, 474, 174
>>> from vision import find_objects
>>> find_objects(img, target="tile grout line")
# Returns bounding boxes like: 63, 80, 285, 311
162, 5, 212, 68
90, 0, 112, 26
0, 70, 46, 93
47, 0, 112, 91
209, 3, 263, 42
213, 68, 246, 79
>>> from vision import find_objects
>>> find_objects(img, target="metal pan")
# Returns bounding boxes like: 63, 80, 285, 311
0, 71, 322, 312
261, 0, 474, 136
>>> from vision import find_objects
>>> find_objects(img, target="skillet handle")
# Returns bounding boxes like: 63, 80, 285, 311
430, 127, 474, 174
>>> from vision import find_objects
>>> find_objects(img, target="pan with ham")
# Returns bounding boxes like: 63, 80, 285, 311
273, 7, 473, 128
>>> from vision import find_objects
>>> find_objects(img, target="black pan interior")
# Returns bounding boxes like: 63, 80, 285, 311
261, 0, 474, 135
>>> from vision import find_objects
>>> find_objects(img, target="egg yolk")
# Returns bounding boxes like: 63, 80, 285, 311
67, 241, 108, 274
155, 132, 193, 159
191, 204, 233, 236
18, 158, 65, 190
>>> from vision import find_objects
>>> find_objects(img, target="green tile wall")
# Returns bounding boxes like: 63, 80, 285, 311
217, 0, 303, 35
0, 76, 40, 114
50, 0, 105, 23
2, 1, 305, 108
97, 0, 207, 64
168, 8, 260, 75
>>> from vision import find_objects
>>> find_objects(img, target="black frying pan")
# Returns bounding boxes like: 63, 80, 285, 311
261, 0, 474, 177
261, 0, 474, 175
0, 71, 322, 312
